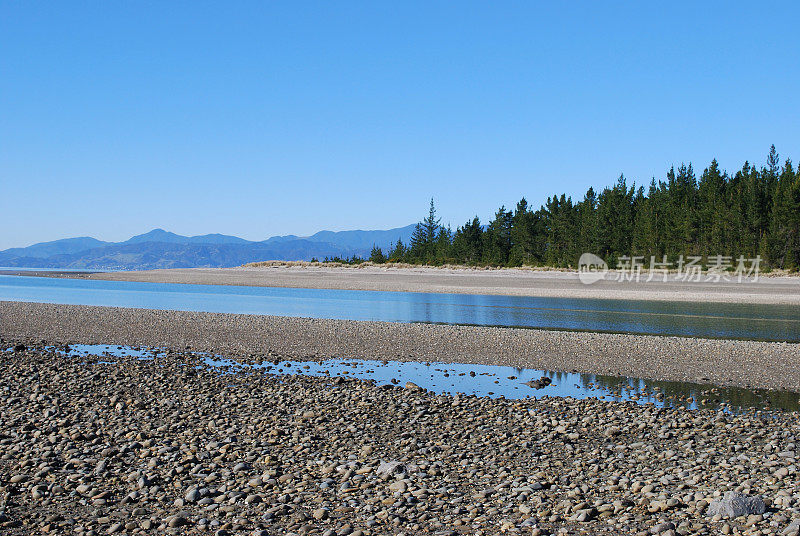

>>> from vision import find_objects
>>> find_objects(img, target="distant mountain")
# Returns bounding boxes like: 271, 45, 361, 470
122, 229, 190, 245
122, 228, 251, 245
188, 233, 252, 245
262, 224, 417, 250
0, 224, 416, 270
306, 226, 416, 251
0, 237, 110, 259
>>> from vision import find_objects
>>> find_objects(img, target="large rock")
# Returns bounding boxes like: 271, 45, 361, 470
184, 487, 199, 503
376, 460, 407, 477
782, 519, 800, 536
525, 376, 552, 389
707, 492, 766, 518
404, 381, 424, 392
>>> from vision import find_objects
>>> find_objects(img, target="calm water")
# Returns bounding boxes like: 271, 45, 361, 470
2, 274, 800, 341
40, 344, 800, 412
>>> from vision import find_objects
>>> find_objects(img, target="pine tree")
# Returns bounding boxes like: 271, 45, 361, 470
577, 187, 599, 257
369, 245, 386, 264
483, 206, 513, 265
387, 238, 406, 262
769, 159, 799, 269
697, 159, 726, 257
543, 196, 560, 265
434, 225, 452, 264
509, 198, 537, 266
409, 223, 426, 259
452, 217, 483, 264
596, 175, 634, 264
409, 198, 441, 262
631, 185, 652, 257
675, 164, 698, 254
422, 198, 441, 245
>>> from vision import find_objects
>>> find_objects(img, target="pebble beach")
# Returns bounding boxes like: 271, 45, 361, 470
1, 343, 800, 536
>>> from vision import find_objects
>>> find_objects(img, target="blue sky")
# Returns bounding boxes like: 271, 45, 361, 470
1, 1, 798, 249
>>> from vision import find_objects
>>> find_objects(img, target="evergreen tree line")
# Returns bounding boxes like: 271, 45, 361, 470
364, 146, 800, 270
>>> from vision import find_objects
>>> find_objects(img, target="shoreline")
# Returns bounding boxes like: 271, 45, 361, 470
3, 300, 800, 392
44, 265, 800, 304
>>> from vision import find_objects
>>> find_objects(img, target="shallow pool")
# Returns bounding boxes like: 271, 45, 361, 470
41, 343, 800, 413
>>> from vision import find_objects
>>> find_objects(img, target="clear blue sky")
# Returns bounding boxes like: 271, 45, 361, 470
2, 1, 798, 250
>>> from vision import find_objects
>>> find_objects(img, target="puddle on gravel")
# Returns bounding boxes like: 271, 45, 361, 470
9, 343, 798, 413
202, 356, 800, 413
51, 343, 156, 360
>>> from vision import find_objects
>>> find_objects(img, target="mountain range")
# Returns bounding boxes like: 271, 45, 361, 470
0, 225, 417, 270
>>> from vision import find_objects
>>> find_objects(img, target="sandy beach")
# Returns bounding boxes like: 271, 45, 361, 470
73, 265, 800, 305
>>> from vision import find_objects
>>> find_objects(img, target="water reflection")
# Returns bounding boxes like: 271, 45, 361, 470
41, 343, 800, 413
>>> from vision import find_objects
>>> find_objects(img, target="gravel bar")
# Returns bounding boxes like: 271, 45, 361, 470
1, 344, 800, 536
2, 301, 800, 392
